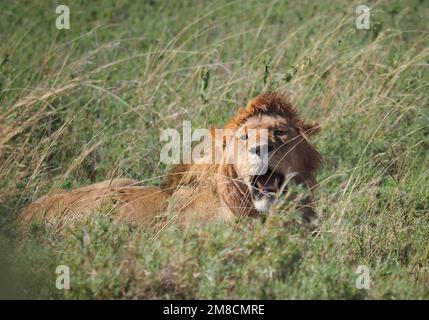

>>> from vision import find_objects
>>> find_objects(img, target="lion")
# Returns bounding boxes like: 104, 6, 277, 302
21, 92, 321, 230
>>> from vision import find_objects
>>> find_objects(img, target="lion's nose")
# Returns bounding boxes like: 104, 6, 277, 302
256, 180, 276, 194
263, 185, 276, 193
250, 144, 273, 156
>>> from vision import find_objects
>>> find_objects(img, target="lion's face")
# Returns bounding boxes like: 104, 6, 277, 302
217, 93, 321, 215
223, 115, 312, 212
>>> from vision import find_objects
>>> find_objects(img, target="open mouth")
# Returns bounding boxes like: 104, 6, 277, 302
250, 168, 286, 200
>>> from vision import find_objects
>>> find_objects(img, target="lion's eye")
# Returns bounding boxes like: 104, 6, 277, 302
239, 133, 248, 141
274, 130, 288, 136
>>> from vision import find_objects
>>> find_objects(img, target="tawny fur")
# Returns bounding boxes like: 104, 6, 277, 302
21, 179, 168, 229
21, 92, 321, 229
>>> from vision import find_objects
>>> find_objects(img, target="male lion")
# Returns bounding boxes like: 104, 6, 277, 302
21, 92, 321, 229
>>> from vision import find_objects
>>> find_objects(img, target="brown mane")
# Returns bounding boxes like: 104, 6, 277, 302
224, 92, 320, 136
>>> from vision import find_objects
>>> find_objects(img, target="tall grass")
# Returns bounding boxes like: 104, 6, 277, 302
0, 0, 428, 299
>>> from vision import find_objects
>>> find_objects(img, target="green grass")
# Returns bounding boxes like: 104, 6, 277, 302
1, 0, 429, 299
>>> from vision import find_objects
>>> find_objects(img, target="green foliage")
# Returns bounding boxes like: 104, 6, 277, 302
1, 0, 428, 299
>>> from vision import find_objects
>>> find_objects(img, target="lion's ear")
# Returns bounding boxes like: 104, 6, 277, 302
301, 122, 321, 136
209, 126, 233, 164
208, 126, 225, 153
208, 126, 217, 139
209, 126, 222, 145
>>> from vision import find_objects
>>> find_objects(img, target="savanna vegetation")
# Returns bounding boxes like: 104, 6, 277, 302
0, 0, 428, 299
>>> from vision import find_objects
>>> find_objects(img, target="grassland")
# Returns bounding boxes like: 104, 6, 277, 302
0, 0, 428, 299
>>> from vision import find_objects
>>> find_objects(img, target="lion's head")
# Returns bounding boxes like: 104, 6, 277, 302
163, 92, 321, 222
214, 92, 321, 217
